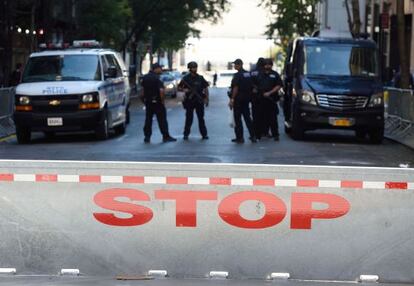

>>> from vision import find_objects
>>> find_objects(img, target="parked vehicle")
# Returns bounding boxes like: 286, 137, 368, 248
14, 40, 131, 144
283, 33, 384, 143
160, 72, 177, 98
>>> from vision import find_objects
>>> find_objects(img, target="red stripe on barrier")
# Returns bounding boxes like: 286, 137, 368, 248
123, 176, 145, 184
386, 182, 408, 190
341, 180, 363, 189
166, 177, 188, 185
210, 177, 231, 185
36, 174, 58, 182
0, 174, 14, 181
253, 179, 275, 186
79, 175, 101, 183
297, 180, 319, 187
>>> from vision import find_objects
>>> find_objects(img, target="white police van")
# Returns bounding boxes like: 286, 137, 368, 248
14, 40, 131, 144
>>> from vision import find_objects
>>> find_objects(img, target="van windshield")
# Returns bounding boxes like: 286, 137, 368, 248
304, 44, 378, 77
22, 55, 101, 83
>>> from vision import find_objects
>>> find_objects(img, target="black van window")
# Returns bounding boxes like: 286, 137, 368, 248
304, 44, 378, 77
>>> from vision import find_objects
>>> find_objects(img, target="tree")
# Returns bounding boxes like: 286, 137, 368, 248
76, 0, 132, 49
125, 0, 229, 68
260, 0, 320, 48
344, 0, 361, 38
397, 0, 410, 89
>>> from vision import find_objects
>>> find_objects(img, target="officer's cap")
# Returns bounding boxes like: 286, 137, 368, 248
232, 59, 243, 65
187, 61, 198, 69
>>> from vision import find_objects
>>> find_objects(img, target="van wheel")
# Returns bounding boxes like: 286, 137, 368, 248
96, 110, 109, 140
44, 131, 55, 139
114, 121, 126, 135
369, 128, 384, 144
126, 105, 130, 124
16, 126, 31, 144
291, 115, 304, 140
355, 129, 367, 139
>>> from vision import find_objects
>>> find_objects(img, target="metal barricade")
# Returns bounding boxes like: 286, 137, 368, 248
384, 88, 414, 149
0, 87, 15, 139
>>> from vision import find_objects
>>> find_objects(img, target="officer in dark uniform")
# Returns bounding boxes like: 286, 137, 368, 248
141, 63, 176, 143
255, 59, 283, 141
250, 58, 265, 139
229, 59, 256, 143
178, 62, 209, 140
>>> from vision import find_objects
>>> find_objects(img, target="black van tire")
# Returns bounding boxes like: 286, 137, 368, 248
355, 129, 367, 139
114, 121, 126, 135
96, 109, 109, 140
126, 104, 130, 125
16, 126, 31, 144
44, 131, 55, 139
369, 128, 384, 144
291, 115, 304, 140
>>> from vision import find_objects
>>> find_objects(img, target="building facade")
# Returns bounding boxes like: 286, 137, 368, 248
316, 0, 414, 81
0, 0, 76, 87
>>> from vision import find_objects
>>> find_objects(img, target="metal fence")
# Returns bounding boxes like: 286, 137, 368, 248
384, 88, 414, 149
0, 87, 15, 139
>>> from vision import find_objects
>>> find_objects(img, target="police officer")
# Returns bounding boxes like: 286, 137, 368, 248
229, 59, 256, 143
255, 59, 283, 141
141, 63, 176, 143
178, 62, 209, 140
250, 58, 265, 139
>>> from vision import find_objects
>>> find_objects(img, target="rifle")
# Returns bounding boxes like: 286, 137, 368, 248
180, 79, 206, 106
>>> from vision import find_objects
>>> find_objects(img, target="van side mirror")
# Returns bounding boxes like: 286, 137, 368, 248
286, 63, 294, 80
105, 66, 118, 79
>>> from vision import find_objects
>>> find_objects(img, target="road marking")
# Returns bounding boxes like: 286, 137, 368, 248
0, 135, 15, 143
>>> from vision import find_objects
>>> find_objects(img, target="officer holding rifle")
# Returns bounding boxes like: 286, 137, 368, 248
178, 62, 210, 140
254, 58, 283, 141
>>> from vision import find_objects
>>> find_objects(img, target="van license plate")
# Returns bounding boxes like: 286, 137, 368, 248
47, 117, 63, 126
329, 117, 354, 127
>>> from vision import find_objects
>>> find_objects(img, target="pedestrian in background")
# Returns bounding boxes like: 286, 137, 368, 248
10, 63, 22, 86
254, 59, 283, 141
178, 61, 210, 140
229, 59, 256, 143
213, 72, 218, 87
141, 63, 177, 143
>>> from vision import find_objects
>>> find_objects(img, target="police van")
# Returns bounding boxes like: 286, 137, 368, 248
14, 40, 131, 144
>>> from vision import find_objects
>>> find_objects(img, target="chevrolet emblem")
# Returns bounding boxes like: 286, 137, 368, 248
49, 100, 61, 106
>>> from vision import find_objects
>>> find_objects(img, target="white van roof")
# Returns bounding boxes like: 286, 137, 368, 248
30, 49, 114, 58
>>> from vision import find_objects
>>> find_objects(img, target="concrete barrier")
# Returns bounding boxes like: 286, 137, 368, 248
0, 160, 413, 283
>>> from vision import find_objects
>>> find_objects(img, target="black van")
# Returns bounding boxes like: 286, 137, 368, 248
283, 36, 384, 143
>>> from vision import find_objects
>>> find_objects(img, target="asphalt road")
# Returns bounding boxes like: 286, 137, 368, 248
0, 88, 413, 167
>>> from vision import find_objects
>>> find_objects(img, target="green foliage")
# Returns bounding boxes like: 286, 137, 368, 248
260, 0, 320, 46
125, 0, 229, 52
76, 0, 132, 48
